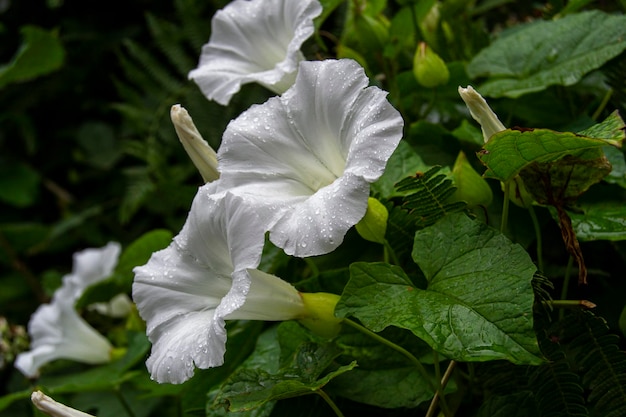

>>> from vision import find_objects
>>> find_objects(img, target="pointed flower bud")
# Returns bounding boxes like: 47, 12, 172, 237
457, 85, 505, 143
458, 85, 535, 208
171, 104, 219, 183
413, 42, 449, 88
31, 391, 95, 417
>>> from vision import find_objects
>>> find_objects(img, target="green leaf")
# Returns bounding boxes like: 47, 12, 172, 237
467, 11, 626, 98
561, 199, 626, 241
0, 25, 65, 88
0, 390, 32, 413
577, 111, 626, 144
396, 166, 466, 228
330, 366, 436, 408
336, 213, 543, 365
603, 146, 626, 188
39, 332, 151, 394
477, 391, 539, 417
76, 122, 123, 170
315, 0, 344, 30
478, 129, 620, 182
0, 161, 39, 207
116, 229, 173, 279
217, 342, 355, 412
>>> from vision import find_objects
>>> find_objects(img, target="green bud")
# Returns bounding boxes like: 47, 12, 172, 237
413, 42, 449, 88
452, 151, 493, 207
355, 197, 389, 244
298, 292, 342, 338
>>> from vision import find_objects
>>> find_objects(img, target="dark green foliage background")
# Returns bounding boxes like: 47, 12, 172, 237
1, 0, 626, 416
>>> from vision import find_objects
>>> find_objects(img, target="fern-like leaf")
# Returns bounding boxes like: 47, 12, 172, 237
396, 165, 467, 228
557, 312, 626, 417
120, 167, 156, 224
145, 13, 196, 77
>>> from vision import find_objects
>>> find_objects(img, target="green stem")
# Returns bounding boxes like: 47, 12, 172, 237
527, 205, 544, 272
316, 389, 345, 417
560, 256, 574, 320
115, 388, 136, 417
500, 181, 511, 234
383, 239, 400, 265
591, 88, 613, 121
343, 319, 438, 394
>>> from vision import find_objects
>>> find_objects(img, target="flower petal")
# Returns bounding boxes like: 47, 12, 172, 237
268, 173, 370, 256
217, 59, 404, 256
189, 0, 322, 105
15, 300, 112, 378
133, 188, 298, 383
64, 242, 121, 299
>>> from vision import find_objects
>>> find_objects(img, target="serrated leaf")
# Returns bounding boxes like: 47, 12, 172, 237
476, 391, 539, 417
467, 11, 626, 98
578, 111, 626, 143
478, 129, 620, 182
336, 213, 543, 365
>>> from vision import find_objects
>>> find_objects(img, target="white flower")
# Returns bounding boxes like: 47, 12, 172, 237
132, 186, 307, 384
188, 0, 322, 105
63, 242, 131, 318
14, 286, 113, 378
215, 59, 404, 257
31, 391, 95, 417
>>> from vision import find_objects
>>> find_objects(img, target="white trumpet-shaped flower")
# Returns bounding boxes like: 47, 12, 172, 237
215, 59, 404, 257
188, 0, 322, 105
14, 286, 113, 378
62, 242, 131, 318
132, 185, 307, 384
